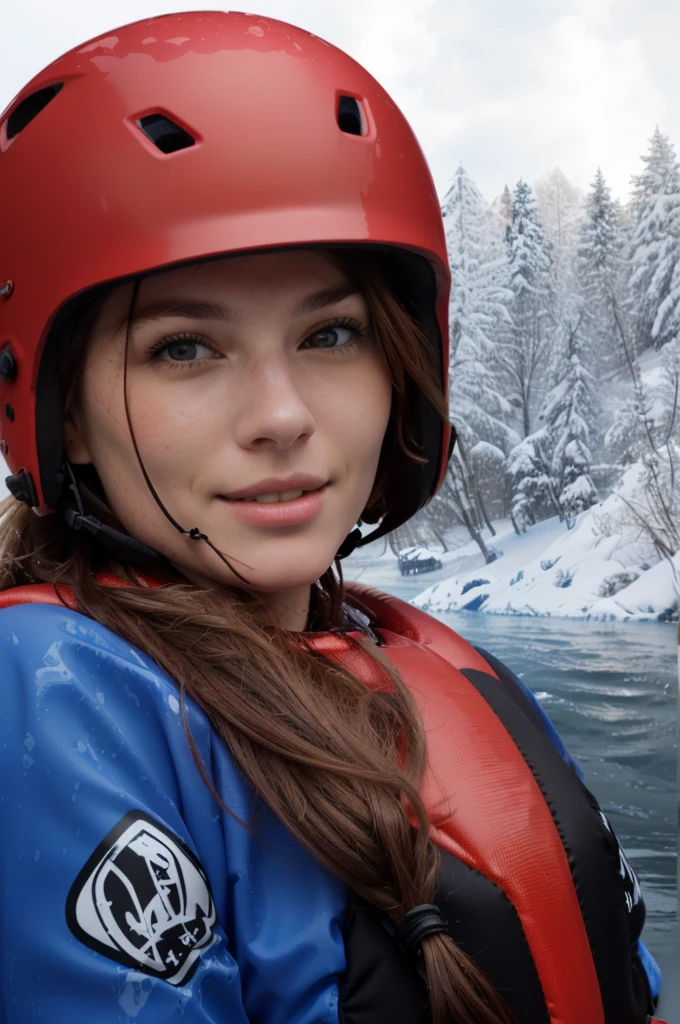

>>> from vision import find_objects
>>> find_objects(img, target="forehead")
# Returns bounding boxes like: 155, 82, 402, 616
91, 249, 361, 342
138, 249, 351, 304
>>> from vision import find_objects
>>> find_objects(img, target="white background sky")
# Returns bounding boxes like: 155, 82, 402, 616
1, 0, 678, 204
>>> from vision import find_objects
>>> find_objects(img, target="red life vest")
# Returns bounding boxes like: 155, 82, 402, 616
0, 577, 666, 1024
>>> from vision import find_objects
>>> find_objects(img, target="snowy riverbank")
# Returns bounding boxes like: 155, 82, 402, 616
414, 467, 679, 622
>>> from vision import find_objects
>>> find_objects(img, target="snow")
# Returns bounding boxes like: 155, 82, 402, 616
629, 128, 680, 350
588, 554, 680, 620
415, 463, 679, 622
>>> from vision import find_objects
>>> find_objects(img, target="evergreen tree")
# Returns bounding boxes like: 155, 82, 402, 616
507, 431, 559, 531
441, 164, 517, 556
540, 306, 599, 518
575, 168, 627, 375
632, 126, 680, 199
507, 294, 600, 530
500, 180, 556, 438
628, 128, 680, 350
443, 163, 516, 452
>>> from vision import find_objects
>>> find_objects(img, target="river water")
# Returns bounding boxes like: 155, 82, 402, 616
344, 563, 678, 964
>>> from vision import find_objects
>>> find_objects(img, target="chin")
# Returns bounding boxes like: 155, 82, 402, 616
180, 536, 343, 593
241, 557, 337, 594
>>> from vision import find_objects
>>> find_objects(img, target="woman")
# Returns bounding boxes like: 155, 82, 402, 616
0, 11, 663, 1024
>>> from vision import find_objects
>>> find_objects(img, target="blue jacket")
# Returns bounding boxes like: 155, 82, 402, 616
0, 602, 660, 1022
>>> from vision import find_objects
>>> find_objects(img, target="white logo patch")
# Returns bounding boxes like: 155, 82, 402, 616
66, 812, 217, 985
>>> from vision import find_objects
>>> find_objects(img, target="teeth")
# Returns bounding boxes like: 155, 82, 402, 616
242, 490, 305, 504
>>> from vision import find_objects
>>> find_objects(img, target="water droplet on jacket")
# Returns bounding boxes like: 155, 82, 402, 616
118, 970, 153, 1017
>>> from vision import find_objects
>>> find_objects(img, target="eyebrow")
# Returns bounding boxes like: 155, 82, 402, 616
130, 285, 360, 326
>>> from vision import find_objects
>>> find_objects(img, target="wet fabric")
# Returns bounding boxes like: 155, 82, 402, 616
0, 603, 346, 1022
0, 601, 660, 1021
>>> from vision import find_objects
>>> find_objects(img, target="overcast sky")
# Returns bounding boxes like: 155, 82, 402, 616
2, 0, 678, 204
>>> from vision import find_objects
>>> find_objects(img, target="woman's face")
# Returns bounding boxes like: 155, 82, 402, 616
65, 250, 393, 624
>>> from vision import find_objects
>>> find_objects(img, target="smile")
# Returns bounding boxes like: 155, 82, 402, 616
220, 486, 327, 527
239, 490, 306, 503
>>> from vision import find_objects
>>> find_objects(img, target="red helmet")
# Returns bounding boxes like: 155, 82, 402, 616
0, 11, 451, 543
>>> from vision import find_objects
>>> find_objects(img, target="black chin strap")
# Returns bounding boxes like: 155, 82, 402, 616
58, 461, 173, 572
336, 526, 363, 559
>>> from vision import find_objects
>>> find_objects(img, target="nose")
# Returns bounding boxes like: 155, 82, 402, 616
233, 352, 315, 451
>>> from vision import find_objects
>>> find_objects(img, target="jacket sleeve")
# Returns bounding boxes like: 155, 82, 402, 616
474, 644, 662, 1011
0, 603, 252, 1024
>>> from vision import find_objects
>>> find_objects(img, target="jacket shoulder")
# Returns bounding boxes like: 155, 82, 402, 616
0, 600, 209, 743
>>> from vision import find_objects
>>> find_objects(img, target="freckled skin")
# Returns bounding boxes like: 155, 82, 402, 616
65, 251, 393, 629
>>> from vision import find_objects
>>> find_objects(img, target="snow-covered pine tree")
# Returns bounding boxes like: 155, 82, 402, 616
602, 176, 658, 470
628, 127, 680, 351
575, 167, 627, 376
539, 301, 599, 519
507, 430, 560, 532
440, 164, 518, 556
500, 180, 556, 439
443, 163, 516, 452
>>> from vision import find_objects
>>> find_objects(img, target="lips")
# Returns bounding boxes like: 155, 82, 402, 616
240, 489, 304, 503
220, 485, 327, 527
223, 474, 327, 502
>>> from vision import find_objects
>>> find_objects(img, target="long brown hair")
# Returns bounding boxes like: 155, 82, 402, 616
0, 252, 513, 1024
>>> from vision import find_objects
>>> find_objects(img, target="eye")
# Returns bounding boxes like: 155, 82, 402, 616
301, 319, 364, 351
149, 334, 216, 365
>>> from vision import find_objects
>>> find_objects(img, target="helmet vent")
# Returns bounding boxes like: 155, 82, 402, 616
136, 113, 195, 154
6, 83, 64, 141
337, 95, 365, 136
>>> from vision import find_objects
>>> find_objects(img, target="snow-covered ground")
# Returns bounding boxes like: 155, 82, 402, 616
415, 462, 679, 622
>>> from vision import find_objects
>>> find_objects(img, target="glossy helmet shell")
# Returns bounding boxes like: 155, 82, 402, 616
0, 11, 451, 542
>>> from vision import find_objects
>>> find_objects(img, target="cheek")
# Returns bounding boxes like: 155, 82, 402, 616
112, 374, 221, 468
77, 362, 189, 508
77, 361, 128, 463
326, 361, 392, 474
